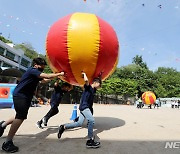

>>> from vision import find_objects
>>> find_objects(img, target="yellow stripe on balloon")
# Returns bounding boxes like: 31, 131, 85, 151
152, 93, 156, 100
67, 13, 100, 85
146, 97, 150, 104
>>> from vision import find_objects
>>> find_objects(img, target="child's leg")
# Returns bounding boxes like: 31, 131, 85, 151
57, 112, 85, 139
1, 117, 14, 128
81, 108, 94, 139
6, 119, 24, 142
8, 97, 29, 141
37, 106, 59, 128
64, 113, 85, 129
44, 106, 59, 122
0, 117, 14, 138
2, 97, 30, 153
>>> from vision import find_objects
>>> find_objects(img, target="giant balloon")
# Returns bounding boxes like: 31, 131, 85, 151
46, 12, 119, 86
142, 91, 156, 105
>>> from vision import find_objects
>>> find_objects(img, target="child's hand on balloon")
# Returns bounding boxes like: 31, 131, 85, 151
59, 71, 65, 76
57, 71, 65, 79
81, 71, 87, 77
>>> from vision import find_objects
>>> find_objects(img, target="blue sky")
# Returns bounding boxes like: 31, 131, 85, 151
0, 0, 179, 71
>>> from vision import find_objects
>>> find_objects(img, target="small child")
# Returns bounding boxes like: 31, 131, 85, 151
57, 72, 101, 148
36, 80, 73, 128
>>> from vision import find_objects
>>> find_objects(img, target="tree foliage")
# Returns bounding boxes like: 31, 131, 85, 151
15, 43, 39, 59
104, 56, 180, 98
132, 55, 148, 69
14, 43, 52, 73
154, 67, 180, 97
0, 35, 13, 43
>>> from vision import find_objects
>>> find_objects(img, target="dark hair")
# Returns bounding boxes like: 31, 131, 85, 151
93, 77, 102, 85
62, 82, 72, 88
32, 58, 47, 66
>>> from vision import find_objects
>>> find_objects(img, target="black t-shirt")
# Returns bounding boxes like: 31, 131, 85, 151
50, 85, 65, 107
13, 67, 42, 101
79, 84, 96, 111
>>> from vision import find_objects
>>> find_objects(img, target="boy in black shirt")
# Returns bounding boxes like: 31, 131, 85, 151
0, 58, 64, 153
57, 72, 101, 148
36, 80, 73, 128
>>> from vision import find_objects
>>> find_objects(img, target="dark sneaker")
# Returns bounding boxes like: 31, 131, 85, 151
57, 125, 65, 139
0, 121, 6, 137
42, 118, 48, 127
2, 141, 19, 153
36, 121, 43, 129
86, 139, 100, 148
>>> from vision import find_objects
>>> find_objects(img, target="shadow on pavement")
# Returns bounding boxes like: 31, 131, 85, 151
0, 137, 179, 154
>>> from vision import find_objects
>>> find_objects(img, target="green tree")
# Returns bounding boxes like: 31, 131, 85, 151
154, 67, 180, 97
14, 43, 38, 59
132, 55, 148, 69
98, 78, 138, 97
0, 35, 12, 43
111, 64, 158, 95
14, 43, 52, 73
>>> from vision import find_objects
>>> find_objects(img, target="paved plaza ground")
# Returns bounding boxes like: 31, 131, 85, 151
0, 104, 180, 154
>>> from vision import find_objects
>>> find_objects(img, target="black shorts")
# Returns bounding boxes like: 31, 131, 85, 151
13, 97, 31, 120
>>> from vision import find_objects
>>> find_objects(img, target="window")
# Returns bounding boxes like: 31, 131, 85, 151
20, 68, 26, 73
0, 46, 5, 55
6, 51, 15, 60
2, 62, 12, 68
21, 58, 29, 68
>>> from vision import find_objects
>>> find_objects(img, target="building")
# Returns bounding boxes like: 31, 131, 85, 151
0, 40, 32, 72
159, 97, 180, 107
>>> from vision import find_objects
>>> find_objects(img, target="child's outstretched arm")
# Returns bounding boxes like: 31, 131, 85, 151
82, 72, 89, 86
40, 72, 64, 84
40, 71, 64, 79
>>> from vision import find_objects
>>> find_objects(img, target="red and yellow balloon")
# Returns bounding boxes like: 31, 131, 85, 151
142, 91, 156, 105
46, 12, 119, 86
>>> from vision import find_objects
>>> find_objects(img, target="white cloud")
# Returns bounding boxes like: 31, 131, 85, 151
141, 48, 145, 51
174, 6, 179, 9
